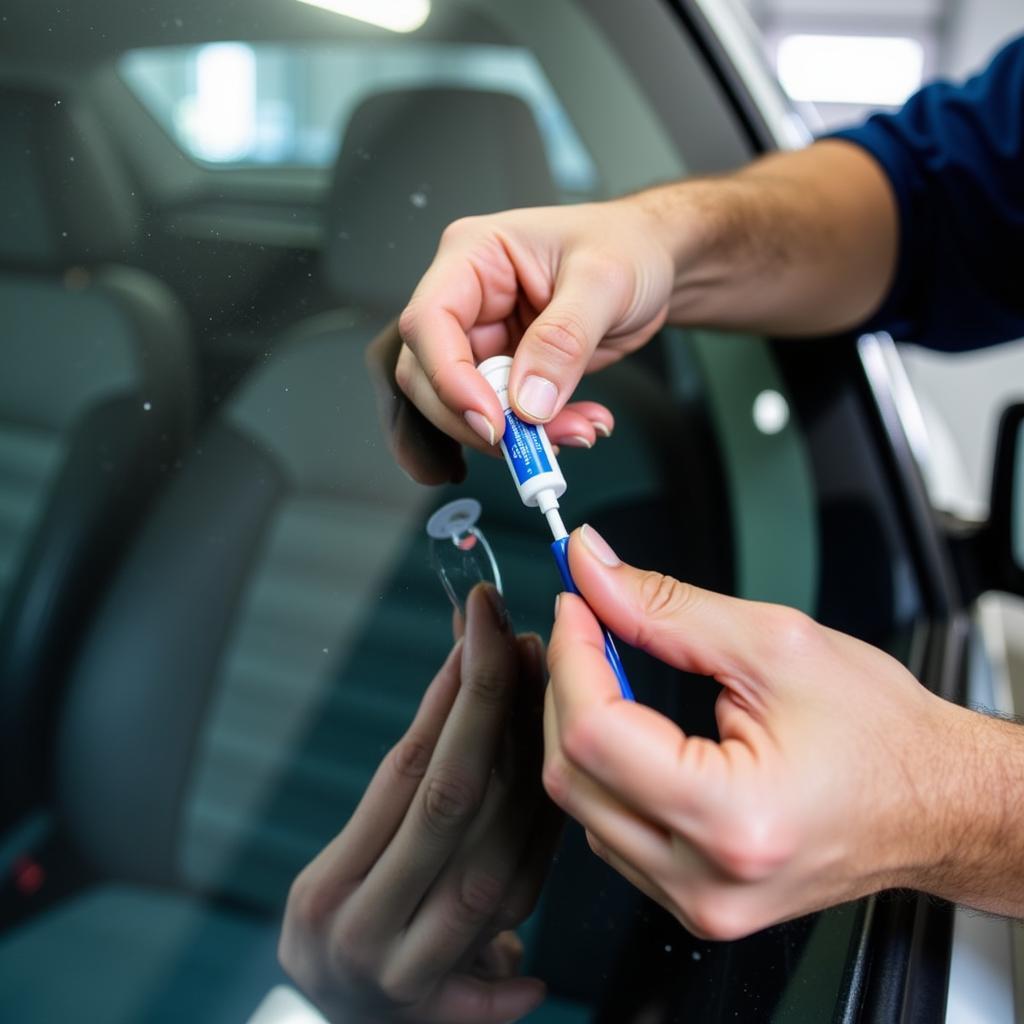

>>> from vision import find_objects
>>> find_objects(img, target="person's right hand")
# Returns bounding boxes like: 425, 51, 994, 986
396, 200, 675, 450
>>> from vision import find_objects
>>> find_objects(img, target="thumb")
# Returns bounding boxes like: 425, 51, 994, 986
567, 525, 768, 681
508, 259, 627, 423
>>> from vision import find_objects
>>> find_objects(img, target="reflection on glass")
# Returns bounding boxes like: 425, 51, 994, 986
295, 0, 432, 34
426, 498, 503, 614
752, 388, 790, 435
119, 42, 598, 190
188, 43, 257, 161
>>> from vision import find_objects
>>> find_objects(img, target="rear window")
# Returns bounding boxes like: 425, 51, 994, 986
119, 41, 598, 193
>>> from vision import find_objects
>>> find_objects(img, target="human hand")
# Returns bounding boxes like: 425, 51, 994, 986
542, 525, 961, 940
394, 200, 674, 453
366, 316, 627, 484
279, 584, 561, 1022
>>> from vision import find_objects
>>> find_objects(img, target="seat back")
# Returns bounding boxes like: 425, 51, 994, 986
0, 86, 194, 823
322, 86, 558, 311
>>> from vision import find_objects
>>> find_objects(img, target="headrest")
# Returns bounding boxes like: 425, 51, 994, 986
0, 87, 138, 270
323, 87, 557, 310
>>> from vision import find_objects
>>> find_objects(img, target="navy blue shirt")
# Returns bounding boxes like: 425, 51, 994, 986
830, 36, 1024, 351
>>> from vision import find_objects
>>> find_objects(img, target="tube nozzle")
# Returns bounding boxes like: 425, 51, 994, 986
545, 506, 567, 541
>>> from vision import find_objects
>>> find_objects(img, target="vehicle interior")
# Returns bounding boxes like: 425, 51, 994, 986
0, 0, 944, 1020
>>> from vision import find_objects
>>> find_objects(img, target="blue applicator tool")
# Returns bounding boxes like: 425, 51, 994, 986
478, 355, 634, 701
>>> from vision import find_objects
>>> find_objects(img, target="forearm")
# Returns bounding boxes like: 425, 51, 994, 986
627, 139, 899, 337
908, 699, 1024, 917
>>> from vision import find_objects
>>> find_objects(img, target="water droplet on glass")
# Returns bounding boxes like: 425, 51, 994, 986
143, 401, 152, 411
691, 950, 702, 961
409, 191, 427, 208
664, 944, 672, 953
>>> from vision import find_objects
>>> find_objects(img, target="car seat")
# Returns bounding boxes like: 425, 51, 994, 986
0, 85, 194, 828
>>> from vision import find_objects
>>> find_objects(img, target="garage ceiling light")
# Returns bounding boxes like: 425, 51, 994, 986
294, 0, 430, 33
777, 34, 924, 106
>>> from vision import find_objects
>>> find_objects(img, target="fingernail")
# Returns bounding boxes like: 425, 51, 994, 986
464, 409, 496, 446
481, 583, 510, 629
580, 524, 620, 567
554, 593, 562, 618
521, 632, 544, 678
517, 375, 558, 421
592, 421, 612, 438
564, 435, 592, 449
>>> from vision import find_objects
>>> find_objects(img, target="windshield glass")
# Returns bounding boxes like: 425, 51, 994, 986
0, 1, 924, 1022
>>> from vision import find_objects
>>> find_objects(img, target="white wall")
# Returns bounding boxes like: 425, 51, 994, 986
942, 0, 1024, 76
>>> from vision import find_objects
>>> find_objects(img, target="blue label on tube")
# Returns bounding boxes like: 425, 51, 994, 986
502, 409, 551, 484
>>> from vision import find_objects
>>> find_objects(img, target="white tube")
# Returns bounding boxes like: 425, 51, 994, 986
478, 356, 567, 522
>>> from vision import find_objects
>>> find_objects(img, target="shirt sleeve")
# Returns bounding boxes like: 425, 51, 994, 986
827, 36, 1024, 352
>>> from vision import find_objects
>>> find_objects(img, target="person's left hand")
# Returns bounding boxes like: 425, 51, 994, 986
279, 584, 562, 1022
542, 526, 961, 940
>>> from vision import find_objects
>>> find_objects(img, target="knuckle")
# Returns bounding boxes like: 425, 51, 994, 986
421, 766, 480, 839
284, 868, 329, 935
635, 572, 694, 642
390, 734, 431, 781
541, 753, 571, 807
463, 663, 510, 707
717, 852, 776, 887
495, 891, 534, 930
276, 929, 301, 979
393, 347, 415, 394
585, 829, 608, 860
327, 918, 357, 968
767, 606, 819, 659
326, 913, 379, 985
376, 963, 421, 1007
709, 812, 794, 883
561, 712, 599, 770
684, 892, 753, 942
529, 313, 589, 365
450, 870, 504, 929
397, 303, 420, 344
440, 215, 479, 244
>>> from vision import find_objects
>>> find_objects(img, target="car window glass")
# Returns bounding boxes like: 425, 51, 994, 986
0, 1, 926, 1022
120, 42, 599, 194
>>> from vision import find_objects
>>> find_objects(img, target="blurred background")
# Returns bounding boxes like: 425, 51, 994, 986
739, 0, 1024, 709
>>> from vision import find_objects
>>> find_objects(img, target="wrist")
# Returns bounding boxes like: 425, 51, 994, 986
891, 696, 1024, 914
618, 181, 723, 310
620, 175, 761, 327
